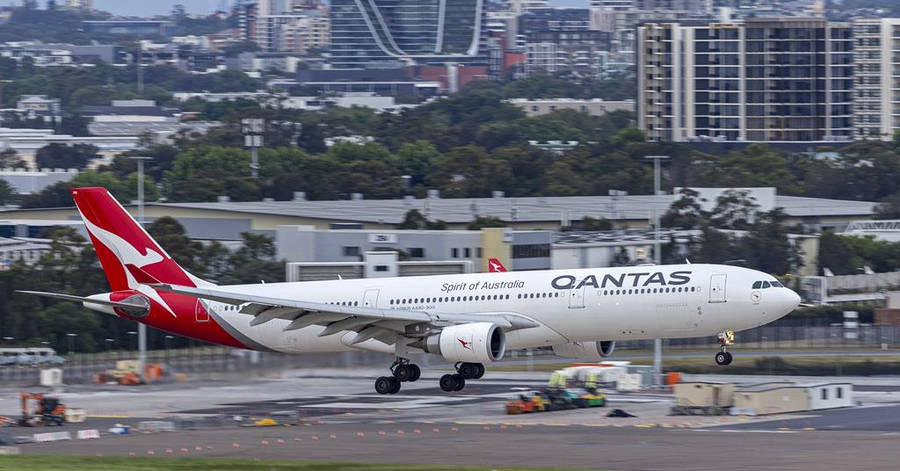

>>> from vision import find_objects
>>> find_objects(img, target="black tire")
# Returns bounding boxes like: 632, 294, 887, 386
723, 352, 733, 365
453, 374, 466, 391
389, 377, 401, 394
715, 352, 728, 366
458, 362, 478, 379
408, 364, 421, 382
394, 364, 412, 382
375, 376, 393, 394
439, 374, 457, 392
473, 363, 485, 379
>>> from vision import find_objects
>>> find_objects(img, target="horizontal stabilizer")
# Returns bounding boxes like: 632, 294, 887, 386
16, 290, 148, 309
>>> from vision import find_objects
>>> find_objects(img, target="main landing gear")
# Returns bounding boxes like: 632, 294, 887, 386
715, 329, 735, 366
374, 358, 421, 395
438, 362, 485, 392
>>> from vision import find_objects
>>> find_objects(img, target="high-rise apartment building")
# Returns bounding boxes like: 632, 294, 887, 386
330, 0, 487, 68
853, 18, 900, 141
638, 18, 854, 142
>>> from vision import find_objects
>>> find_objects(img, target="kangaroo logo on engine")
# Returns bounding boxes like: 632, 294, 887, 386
551, 271, 692, 290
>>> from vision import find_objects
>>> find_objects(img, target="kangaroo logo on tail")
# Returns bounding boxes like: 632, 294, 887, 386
488, 258, 507, 273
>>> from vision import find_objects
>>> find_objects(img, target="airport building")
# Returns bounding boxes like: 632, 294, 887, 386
637, 18, 855, 142
2, 188, 876, 235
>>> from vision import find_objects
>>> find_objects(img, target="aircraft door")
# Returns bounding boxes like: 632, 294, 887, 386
568, 285, 585, 309
708, 274, 727, 303
363, 289, 380, 308
195, 299, 210, 322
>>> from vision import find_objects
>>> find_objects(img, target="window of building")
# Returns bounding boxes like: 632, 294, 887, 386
836, 387, 843, 399
374, 265, 388, 272
451, 248, 459, 258
464, 248, 471, 258
409, 247, 425, 258
343, 246, 360, 257
821, 389, 828, 400
512, 244, 551, 259
476, 247, 483, 258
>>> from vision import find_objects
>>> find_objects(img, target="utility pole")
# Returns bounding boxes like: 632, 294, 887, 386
129, 156, 152, 382
644, 155, 669, 386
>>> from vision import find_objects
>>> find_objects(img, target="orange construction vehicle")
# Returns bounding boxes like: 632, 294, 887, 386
18, 392, 66, 427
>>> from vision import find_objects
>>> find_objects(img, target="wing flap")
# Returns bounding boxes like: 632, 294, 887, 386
149, 283, 539, 331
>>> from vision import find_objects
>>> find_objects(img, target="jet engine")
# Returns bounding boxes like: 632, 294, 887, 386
419, 322, 506, 363
551, 341, 615, 360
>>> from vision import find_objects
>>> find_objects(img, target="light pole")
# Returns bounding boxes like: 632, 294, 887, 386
127, 331, 137, 352
645, 155, 670, 387
129, 156, 152, 382
242, 118, 264, 178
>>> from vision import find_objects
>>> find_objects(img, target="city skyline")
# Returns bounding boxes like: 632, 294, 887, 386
2, 0, 590, 16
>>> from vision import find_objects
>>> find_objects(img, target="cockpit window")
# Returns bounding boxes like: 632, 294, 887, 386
752, 281, 762, 289
770, 281, 783, 287
761, 281, 771, 288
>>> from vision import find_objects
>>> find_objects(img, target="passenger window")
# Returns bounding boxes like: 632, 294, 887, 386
753, 281, 762, 289
761, 281, 771, 289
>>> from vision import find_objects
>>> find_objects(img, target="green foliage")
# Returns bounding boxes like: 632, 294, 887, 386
396, 210, 447, 230
467, 216, 507, 230
34, 143, 99, 169
0, 6, 110, 44
839, 235, 900, 273
818, 231, 861, 275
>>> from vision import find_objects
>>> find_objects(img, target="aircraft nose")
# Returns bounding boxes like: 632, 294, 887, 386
782, 288, 801, 313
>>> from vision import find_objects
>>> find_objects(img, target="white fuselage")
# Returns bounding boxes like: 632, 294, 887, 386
200, 263, 801, 354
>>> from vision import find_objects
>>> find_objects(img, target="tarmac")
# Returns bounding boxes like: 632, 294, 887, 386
4, 368, 900, 470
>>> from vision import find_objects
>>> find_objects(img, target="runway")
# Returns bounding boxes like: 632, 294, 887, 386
19, 421, 900, 470
6, 370, 900, 470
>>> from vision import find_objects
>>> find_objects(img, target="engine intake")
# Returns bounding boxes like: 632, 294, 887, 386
420, 322, 506, 363
551, 341, 615, 360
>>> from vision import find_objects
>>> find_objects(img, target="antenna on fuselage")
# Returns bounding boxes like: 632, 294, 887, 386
337, 275, 343, 280
685, 258, 691, 264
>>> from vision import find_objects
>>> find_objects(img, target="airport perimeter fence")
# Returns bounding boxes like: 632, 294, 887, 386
2, 325, 900, 386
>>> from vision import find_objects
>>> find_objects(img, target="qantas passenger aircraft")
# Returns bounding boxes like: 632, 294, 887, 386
22, 188, 801, 394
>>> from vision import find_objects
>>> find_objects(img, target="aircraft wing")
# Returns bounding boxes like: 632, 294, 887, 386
149, 283, 538, 345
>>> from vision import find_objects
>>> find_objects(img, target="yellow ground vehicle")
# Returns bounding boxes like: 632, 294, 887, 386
506, 392, 549, 414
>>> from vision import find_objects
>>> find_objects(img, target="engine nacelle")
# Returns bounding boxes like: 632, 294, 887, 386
551, 341, 615, 361
421, 322, 506, 363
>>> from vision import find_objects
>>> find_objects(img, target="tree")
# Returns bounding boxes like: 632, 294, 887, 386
818, 231, 859, 275
709, 189, 759, 230
218, 233, 283, 284
0, 149, 26, 169
147, 216, 205, 273
875, 193, 900, 220
35, 143, 98, 169
467, 216, 506, 230
0, 180, 16, 205
396, 209, 446, 230
662, 188, 705, 229
297, 123, 326, 154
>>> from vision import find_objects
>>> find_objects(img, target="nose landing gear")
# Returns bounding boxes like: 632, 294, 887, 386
715, 330, 734, 366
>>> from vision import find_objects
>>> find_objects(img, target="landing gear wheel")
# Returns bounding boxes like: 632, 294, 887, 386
457, 362, 478, 379
715, 352, 728, 366
452, 374, 465, 391
394, 364, 413, 382
408, 364, 421, 382
388, 377, 401, 394
715, 330, 736, 366
439, 374, 458, 392
375, 376, 395, 394
722, 351, 733, 365
473, 363, 485, 379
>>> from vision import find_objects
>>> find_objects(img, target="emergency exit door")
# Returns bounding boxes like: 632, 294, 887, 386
708, 274, 727, 303
569, 285, 585, 309
363, 289, 380, 308
195, 299, 210, 322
